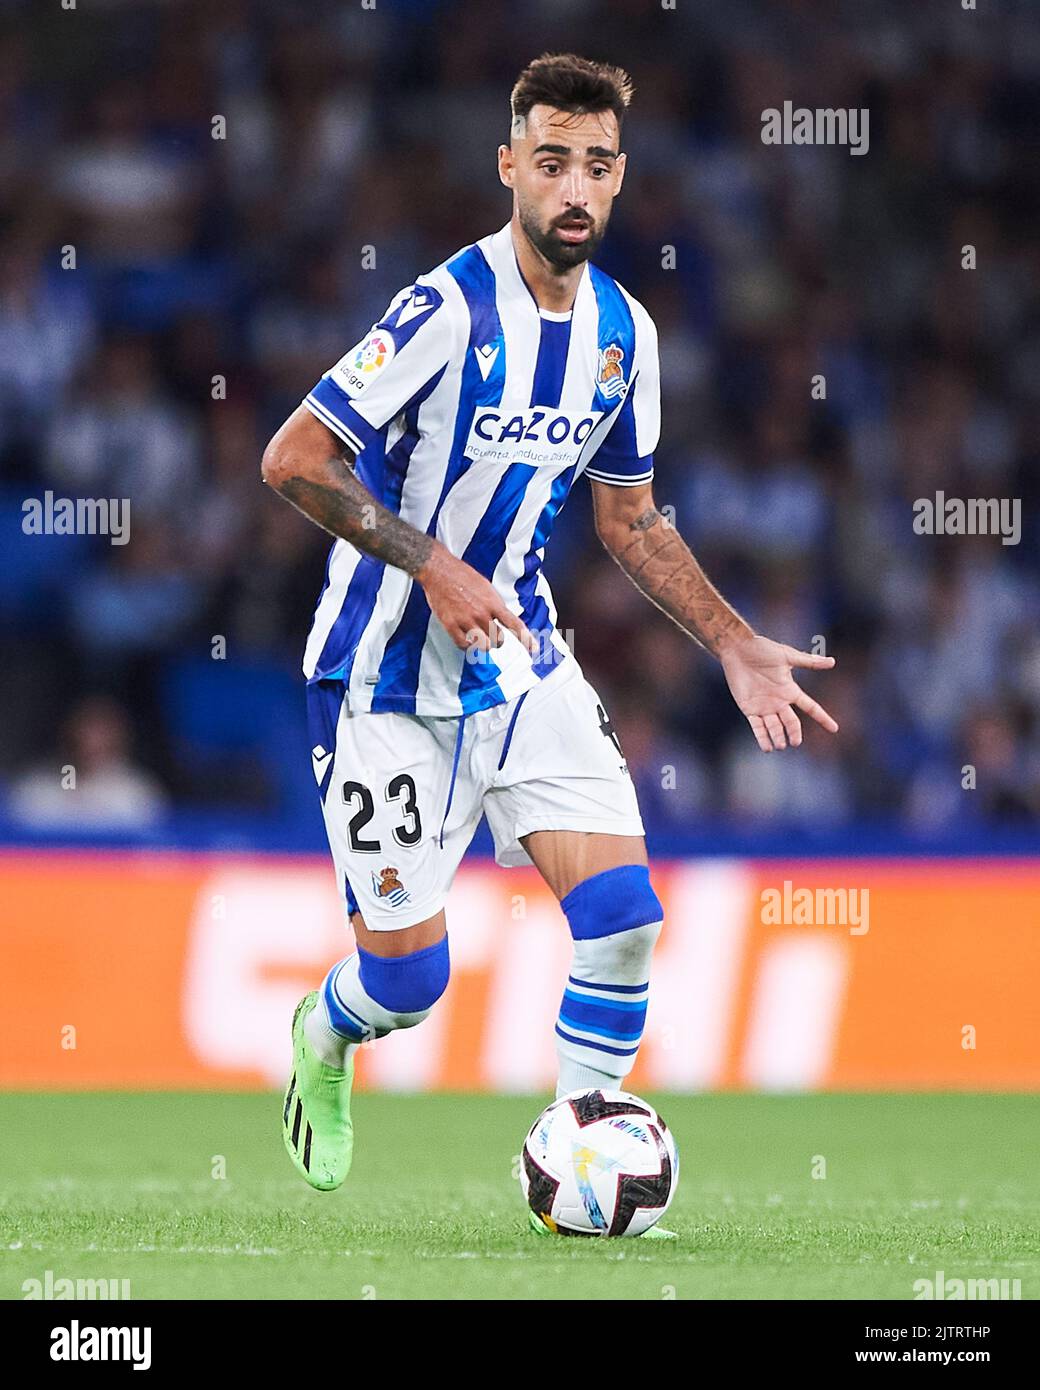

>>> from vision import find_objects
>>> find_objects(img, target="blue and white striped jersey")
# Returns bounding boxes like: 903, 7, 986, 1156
301, 222, 660, 716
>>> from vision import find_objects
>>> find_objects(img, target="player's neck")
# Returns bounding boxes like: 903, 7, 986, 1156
510, 217, 585, 315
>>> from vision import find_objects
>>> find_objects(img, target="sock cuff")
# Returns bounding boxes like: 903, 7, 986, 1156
357, 935, 450, 1014
560, 864, 663, 941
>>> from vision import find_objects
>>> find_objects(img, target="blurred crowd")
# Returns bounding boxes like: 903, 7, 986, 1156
1, 0, 1037, 839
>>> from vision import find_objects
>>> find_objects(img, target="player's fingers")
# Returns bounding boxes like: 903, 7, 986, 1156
747, 714, 774, 753
785, 646, 836, 670
492, 604, 538, 654
791, 685, 840, 733
464, 624, 492, 652
763, 712, 788, 750
779, 703, 803, 748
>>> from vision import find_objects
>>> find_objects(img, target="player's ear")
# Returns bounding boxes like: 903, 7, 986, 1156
498, 144, 515, 189
613, 151, 627, 196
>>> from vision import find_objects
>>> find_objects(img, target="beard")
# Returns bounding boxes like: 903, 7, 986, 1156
517, 199, 609, 269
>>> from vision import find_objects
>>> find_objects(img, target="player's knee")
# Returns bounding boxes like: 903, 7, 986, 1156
561, 864, 663, 965
357, 935, 450, 1025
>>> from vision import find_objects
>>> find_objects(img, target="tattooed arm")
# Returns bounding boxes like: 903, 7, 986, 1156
591, 480, 755, 657
262, 405, 535, 654
590, 479, 838, 752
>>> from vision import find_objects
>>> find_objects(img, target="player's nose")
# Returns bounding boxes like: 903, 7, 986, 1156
563, 173, 589, 206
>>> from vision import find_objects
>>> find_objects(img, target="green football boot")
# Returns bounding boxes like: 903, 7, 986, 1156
527, 1210, 677, 1240
281, 991, 355, 1191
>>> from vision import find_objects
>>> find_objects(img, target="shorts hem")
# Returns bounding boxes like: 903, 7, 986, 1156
347, 898, 448, 932
493, 815, 646, 867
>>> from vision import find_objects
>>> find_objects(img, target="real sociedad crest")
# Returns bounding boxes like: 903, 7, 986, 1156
372, 866, 411, 910
597, 343, 627, 399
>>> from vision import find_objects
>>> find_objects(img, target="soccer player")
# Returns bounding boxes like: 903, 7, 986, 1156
262, 53, 837, 1236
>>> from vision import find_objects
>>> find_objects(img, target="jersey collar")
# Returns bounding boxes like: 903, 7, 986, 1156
488, 221, 591, 322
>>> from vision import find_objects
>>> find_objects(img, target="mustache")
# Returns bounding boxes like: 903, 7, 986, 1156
552, 212, 593, 229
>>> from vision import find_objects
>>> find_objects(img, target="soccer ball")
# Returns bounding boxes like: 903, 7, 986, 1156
520, 1088, 679, 1237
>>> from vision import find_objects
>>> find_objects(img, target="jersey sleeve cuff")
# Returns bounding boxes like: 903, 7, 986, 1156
303, 377, 380, 455
584, 460, 655, 487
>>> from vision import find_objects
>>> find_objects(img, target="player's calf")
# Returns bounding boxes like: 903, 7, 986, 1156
553, 864, 663, 1100
305, 935, 451, 1067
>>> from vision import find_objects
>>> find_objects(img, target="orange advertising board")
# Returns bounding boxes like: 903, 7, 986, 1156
1, 851, 1037, 1091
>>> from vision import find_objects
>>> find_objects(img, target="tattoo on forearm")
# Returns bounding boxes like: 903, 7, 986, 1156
628, 508, 661, 533
277, 456, 433, 577
609, 508, 752, 656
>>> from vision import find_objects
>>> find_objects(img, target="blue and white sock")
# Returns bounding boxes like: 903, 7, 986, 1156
555, 968, 653, 1099
553, 866, 663, 1100
304, 940, 449, 1069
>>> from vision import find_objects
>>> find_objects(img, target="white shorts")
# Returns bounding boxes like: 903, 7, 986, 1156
306, 657, 645, 930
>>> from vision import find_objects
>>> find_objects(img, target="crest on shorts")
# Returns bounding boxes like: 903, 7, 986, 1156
372, 866, 411, 910
597, 343, 626, 399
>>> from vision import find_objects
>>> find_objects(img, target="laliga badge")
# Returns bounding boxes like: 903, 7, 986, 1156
337, 329, 396, 396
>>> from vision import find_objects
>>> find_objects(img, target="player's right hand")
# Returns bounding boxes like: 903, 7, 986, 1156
416, 541, 538, 655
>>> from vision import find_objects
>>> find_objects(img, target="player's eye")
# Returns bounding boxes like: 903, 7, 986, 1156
540, 162, 560, 175
590, 164, 610, 177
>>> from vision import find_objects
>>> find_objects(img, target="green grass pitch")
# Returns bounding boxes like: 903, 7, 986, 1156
1, 1092, 1037, 1300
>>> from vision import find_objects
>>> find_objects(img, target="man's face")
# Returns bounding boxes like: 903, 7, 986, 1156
499, 104, 626, 269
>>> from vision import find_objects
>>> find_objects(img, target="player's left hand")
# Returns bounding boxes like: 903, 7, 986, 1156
718, 635, 838, 751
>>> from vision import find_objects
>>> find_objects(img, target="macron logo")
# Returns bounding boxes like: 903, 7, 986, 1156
475, 343, 500, 381
311, 745, 333, 785
396, 292, 435, 327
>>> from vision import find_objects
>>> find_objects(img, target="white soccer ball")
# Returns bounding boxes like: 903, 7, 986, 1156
520, 1088, 679, 1237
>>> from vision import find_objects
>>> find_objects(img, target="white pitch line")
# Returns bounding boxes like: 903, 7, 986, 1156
9, 1243, 699, 1264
